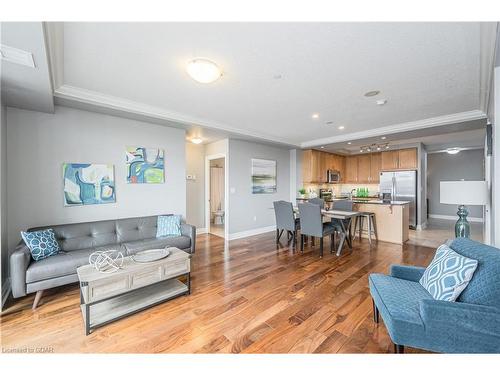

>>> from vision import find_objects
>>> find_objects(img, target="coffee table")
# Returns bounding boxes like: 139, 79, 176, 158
77, 247, 191, 335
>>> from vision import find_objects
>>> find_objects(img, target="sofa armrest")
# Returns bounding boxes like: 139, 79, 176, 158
181, 223, 196, 254
390, 264, 426, 282
9, 243, 32, 298
420, 299, 500, 352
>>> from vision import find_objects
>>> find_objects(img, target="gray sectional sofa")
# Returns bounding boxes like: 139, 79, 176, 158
10, 215, 196, 304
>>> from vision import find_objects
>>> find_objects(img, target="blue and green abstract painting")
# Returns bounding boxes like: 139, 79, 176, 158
63, 163, 116, 206
126, 146, 164, 184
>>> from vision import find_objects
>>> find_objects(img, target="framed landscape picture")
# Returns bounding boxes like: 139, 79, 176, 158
63, 163, 116, 206
251, 158, 277, 194
126, 146, 165, 184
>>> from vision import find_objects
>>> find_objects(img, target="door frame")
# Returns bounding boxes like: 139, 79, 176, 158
205, 153, 228, 239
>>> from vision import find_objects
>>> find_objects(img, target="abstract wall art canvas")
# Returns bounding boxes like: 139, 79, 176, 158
63, 163, 116, 206
251, 158, 277, 194
126, 146, 165, 184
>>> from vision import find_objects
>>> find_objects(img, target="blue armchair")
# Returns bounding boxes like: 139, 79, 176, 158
369, 238, 500, 353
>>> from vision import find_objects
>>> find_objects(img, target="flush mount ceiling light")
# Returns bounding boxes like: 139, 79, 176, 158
186, 58, 222, 83
312, 113, 319, 119
347, 142, 352, 145
446, 147, 461, 155
338, 126, 345, 130
381, 136, 387, 140
191, 138, 203, 144
364, 90, 380, 97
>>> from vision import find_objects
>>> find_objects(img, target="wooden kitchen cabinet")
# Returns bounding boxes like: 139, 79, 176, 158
302, 150, 327, 183
381, 150, 399, 170
370, 152, 382, 183
381, 148, 418, 171
345, 156, 358, 183
357, 154, 371, 183
398, 148, 418, 169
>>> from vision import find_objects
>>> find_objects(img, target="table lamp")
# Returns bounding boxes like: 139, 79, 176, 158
440, 181, 488, 238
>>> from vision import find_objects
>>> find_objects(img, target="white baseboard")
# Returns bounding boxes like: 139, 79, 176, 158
228, 225, 276, 241
1, 278, 11, 310
197, 228, 208, 235
429, 214, 484, 223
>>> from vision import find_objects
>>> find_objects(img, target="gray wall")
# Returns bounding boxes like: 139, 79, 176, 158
228, 139, 290, 234
427, 149, 485, 218
185, 142, 205, 229
6, 106, 186, 252
1, 105, 7, 308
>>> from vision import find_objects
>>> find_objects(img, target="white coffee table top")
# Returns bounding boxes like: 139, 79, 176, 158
77, 247, 189, 283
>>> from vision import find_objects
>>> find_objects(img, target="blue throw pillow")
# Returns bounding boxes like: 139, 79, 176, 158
156, 215, 182, 238
419, 244, 478, 302
21, 229, 61, 261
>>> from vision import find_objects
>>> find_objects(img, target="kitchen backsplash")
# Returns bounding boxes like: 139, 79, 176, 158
302, 183, 380, 197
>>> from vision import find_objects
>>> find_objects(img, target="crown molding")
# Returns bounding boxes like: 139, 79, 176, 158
300, 110, 487, 149
479, 22, 498, 116
54, 84, 298, 148
43, 22, 64, 91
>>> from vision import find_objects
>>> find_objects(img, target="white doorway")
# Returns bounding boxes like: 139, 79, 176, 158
205, 154, 228, 238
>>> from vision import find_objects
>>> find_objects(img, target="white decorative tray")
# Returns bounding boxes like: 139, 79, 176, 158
132, 248, 170, 263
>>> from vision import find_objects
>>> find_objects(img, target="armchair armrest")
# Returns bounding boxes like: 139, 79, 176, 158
9, 243, 32, 298
181, 223, 196, 254
390, 264, 426, 282
420, 299, 500, 353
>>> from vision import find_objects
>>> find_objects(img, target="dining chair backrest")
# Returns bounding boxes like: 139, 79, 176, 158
308, 197, 325, 209
298, 203, 323, 237
332, 199, 353, 211
273, 200, 296, 231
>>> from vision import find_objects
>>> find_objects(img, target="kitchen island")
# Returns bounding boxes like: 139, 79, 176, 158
352, 201, 409, 244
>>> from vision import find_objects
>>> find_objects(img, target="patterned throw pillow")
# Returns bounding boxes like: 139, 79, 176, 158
419, 244, 478, 302
156, 215, 182, 238
21, 229, 61, 261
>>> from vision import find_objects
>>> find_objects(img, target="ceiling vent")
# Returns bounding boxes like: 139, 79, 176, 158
0, 44, 36, 68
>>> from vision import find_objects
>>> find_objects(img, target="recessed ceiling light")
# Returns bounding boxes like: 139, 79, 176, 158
347, 142, 352, 145
312, 113, 319, 119
447, 147, 461, 155
364, 90, 380, 97
191, 138, 203, 144
381, 136, 387, 140
376, 99, 388, 106
320, 146, 325, 149
186, 58, 222, 83
338, 126, 345, 130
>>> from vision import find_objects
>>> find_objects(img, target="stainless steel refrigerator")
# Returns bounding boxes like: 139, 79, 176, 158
379, 170, 417, 229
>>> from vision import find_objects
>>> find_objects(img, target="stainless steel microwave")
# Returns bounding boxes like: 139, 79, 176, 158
327, 170, 341, 183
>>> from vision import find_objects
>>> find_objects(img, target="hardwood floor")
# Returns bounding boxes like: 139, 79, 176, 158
0, 233, 436, 353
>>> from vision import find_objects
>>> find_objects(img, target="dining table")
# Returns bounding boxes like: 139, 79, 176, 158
281, 206, 361, 256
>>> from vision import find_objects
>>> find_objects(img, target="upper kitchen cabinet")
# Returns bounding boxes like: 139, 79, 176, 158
357, 154, 371, 183
302, 150, 327, 183
381, 150, 399, 170
398, 148, 418, 169
345, 156, 358, 183
381, 148, 418, 171
370, 152, 382, 183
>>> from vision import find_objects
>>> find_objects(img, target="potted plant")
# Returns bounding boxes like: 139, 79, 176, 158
298, 188, 307, 199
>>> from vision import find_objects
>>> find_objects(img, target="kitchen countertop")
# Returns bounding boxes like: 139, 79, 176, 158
296, 197, 409, 205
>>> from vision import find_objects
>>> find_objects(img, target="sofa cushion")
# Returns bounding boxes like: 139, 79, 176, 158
123, 236, 191, 255
26, 245, 123, 283
369, 273, 432, 343
21, 229, 61, 261
449, 238, 500, 308
156, 215, 182, 237
115, 216, 158, 243
419, 244, 478, 302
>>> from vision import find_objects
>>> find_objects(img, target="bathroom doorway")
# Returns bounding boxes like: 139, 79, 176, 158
206, 155, 226, 238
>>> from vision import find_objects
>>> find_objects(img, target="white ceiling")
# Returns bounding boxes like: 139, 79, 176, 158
56, 22, 491, 147
1, 22, 496, 148
0, 22, 54, 112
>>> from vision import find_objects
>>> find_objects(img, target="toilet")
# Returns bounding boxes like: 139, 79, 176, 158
214, 210, 225, 225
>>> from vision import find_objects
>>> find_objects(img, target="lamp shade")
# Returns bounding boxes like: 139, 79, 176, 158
440, 181, 488, 205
